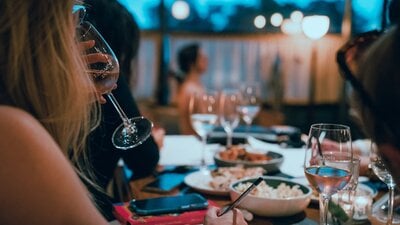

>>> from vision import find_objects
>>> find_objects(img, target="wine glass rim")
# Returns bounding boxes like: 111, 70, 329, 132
310, 123, 350, 131
72, 4, 86, 25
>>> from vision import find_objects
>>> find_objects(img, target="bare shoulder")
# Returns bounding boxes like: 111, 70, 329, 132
0, 105, 43, 131
0, 105, 62, 180
0, 105, 57, 155
0, 106, 107, 224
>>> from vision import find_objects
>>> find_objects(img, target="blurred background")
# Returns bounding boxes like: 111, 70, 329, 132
116, 0, 387, 136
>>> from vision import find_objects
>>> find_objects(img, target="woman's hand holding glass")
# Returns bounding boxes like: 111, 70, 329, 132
77, 21, 152, 150
304, 123, 354, 225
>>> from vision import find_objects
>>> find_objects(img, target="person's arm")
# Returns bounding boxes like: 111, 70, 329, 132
110, 76, 160, 179
0, 106, 108, 225
88, 74, 160, 187
177, 83, 197, 135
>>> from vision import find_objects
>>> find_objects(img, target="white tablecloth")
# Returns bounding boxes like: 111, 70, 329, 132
159, 135, 306, 178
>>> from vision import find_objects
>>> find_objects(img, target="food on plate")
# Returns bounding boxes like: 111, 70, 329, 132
209, 166, 265, 191
218, 145, 272, 162
234, 180, 304, 198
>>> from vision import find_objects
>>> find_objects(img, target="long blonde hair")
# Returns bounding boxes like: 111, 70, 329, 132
0, 0, 99, 166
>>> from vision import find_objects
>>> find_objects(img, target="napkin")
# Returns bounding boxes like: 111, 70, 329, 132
159, 135, 220, 166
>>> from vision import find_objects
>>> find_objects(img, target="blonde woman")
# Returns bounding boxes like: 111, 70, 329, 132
0, 1, 247, 224
0, 0, 108, 224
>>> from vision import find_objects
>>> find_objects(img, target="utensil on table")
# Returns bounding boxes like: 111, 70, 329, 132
217, 177, 263, 217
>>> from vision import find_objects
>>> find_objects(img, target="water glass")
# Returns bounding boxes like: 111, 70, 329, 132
328, 157, 361, 224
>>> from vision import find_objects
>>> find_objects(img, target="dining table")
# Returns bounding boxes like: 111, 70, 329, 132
126, 135, 379, 225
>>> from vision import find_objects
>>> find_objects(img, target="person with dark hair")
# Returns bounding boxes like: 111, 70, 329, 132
82, 0, 164, 220
350, 25, 400, 184
82, 2, 247, 225
176, 43, 209, 134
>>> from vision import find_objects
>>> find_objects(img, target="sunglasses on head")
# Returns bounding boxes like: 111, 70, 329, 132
336, 30, 382, 112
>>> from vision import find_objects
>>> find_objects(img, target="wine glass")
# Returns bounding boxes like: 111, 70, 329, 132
219, 89, 241, 148
77, 21, 153, 150
189, 91, 218, 171
237, 84, 261, 137
304, 123, 354, 225
370, 142, 398, 225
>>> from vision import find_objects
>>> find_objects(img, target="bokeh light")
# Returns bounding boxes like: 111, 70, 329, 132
270, 12, 283, 27
254, 15, 267, 29
302, 15, 330, 40
171, 0, 190, 20
280, 18, 302, 35
290, 10, 303, 23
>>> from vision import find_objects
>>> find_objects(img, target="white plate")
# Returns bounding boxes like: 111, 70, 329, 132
184, 170, 229, 196
289, 177, 378, 202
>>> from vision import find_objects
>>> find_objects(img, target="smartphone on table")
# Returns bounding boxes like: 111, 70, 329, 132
142, 172, 186, 193
129, 193, 208, 216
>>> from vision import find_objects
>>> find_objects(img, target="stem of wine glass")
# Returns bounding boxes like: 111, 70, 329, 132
200, 134, 207, 171
245, 120, 251, 138
106, 93, 134, 134
319, 195, 331, 225
226, 130, 233, 148
387, 184, 396, 225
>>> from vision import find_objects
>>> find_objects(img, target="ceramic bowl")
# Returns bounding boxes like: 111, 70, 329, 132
229, 176, 312, 217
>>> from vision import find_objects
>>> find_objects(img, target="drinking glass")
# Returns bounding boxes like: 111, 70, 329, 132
329, 157, 360, 224
189, 91, 218, 171
370, 142, 398, 225
304, 123, 354, 225
237, 84, 261, 137
219, 89, 240, 148
77, 21, 152, 150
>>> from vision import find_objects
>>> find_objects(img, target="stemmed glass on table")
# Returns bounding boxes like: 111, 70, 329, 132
304, 123, 354, 225
237, 84, 261, 138
219, 89, 241, 148
189, 91, 218, 171
370, 142, 399, 224
77, 21, 153, 150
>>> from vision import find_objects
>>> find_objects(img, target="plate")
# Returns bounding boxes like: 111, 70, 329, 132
288, 177, 378, 202
309, 183, 378, 202
214, 151, 284, 174
184, 170, 229, 196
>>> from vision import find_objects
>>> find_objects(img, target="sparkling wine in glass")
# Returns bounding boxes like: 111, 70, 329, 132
238, 84, 261, 137
304, 123, 354, 225
78, 21, 152, 150
370, 142, 398, 225
220, 89, 240, 148
189, 92, 218, 171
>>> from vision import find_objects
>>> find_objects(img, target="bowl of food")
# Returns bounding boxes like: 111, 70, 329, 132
229, 176, 312, 217
214, 145, 283, 174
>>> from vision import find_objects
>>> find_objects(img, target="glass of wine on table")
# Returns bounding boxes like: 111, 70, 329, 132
237, 83, 261, 139
77, 21, 153, 150
189, 91, 218, 171
304, 123, 354, 225
370, 142, 399, 225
